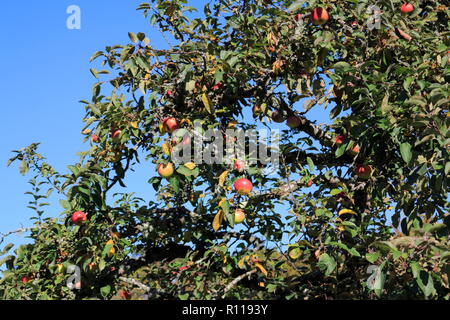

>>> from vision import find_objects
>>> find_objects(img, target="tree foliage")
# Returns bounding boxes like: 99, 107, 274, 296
1, 0, 449, 300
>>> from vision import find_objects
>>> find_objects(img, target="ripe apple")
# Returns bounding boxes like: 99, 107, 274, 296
234, 178, 253, 195
71, 211, 87, 226
91, 134, 99, 143
311, 7, 329, 25
307, 178, 313, 187
348, 144, 360, 156
335, 135, 346, 145
212, 82, 223, 90
21, 276, 30, 284
111, 129, 122, 141
120, 289, 132, 300
286, 115, 302, 128
234, 209, 246, 224
166, 90, 175, 97
400, 3, 414, 13
162, 117, 179, 134
158, 163, 175, 178
355, 164, 372, 180
233, 160, 246, 172
294, 13, 302, 22
271, 110, 285, 123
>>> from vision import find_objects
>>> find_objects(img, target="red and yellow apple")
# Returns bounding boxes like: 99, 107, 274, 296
271, 110, 285, 123
311, 7, 329, 25
162, 117, 179, 134
111, 129, 122, 141
234, 178, 253, 195
234, 208, 246, 224
348, 144, 360, 156
91, 134, 99, 143
158, 162, 175, 178
71, 211, 87, 226
233, 160, 246, 172
400, 3, 414, 13
354, 164, 373, 180
335, 135, 346, 145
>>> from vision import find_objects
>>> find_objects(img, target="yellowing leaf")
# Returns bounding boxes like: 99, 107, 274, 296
218, 170, 229, 187
338, 209, 357, 216
213, 210, 224, 231
201, 93, 213, 114
255, 263, 268, 276
238, 255, 249, 269
129, 121, 138, 129
184, 162, 196, 170
162, 142, 171, 155
227, 121, 238, 128
180, 118, 193, 126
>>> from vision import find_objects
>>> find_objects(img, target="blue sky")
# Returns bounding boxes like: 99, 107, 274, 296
0, 1, 336, 251
0, 1, 166, 247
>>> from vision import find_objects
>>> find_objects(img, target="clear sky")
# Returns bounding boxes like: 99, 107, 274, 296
0, 1, 334, 250
0, 1, 169, 247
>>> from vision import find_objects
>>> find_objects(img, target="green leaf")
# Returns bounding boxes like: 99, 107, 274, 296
366, 252, 380, 264
169, 176, 180, 193
400, 142, 412, 164
59, 199, 71, 210
333, 62, 351, 73
318, 253, 337, 276
128, 32, 138, 43
19, 160, 29, 175
306, 157, 314, 171
100, 285, 111, 297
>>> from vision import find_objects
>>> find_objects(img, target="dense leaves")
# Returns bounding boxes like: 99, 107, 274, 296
1, 0, 449, 300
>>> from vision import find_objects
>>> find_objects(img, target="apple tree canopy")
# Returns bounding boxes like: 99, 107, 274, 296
1, 0, 449, 299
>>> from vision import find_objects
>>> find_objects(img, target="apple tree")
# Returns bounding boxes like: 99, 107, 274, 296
1, 0, 449, 300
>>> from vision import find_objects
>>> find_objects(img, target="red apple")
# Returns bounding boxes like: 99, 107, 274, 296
162, 117, 179, 134
355, 164, 372, 180
286, 115, 302, 128
400, 3, 414, 13
71, 211, 87, 226
212, 82, 223, 90
294, 13, 302, 22
120, 290, 132, 300
271, 110, 285, 123
91, 134, 99, 143
179, 266, 190, 271
234, 178, 253, 195
335, 135, 347, 145
166, 90, 175, 97
21, 276, 30, 284
111, 129, 122, 141
348, 144, 360, 156
234, 209, 246, 224
307, 179, 313, 187
158, 163, 175, 178
233, 160, 246, 172
311, 7, 329, 25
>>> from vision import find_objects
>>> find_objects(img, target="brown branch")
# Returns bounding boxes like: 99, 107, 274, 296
221, 269, 258, 298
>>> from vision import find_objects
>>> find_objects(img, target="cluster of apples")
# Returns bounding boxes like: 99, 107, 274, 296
305, 3, 414, 26
335, 135, 373, 179
157, 117, 181, 178
271, 110, 302, 129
